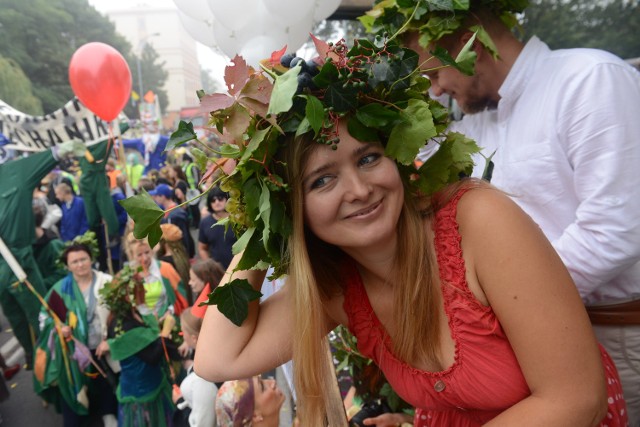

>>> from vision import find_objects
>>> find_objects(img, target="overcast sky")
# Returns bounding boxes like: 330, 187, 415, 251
87, 0, 229, 78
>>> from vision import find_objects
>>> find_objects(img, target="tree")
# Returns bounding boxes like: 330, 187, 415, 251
200, 68, 222, 94
0, 55, 43, 114
124, 44, 169, 118
0, 0, 168, 116
521, 0, 640, 60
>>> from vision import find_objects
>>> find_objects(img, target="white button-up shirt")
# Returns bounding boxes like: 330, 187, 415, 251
446, 37, 640, 305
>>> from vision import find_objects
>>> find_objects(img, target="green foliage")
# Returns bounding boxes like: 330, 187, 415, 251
99, 264, 145, 336
120, 34, 479, 326
118, 192, 164, 247
521, 0, 640, 60
361, 0, 528, 48
0, 0, 168, 114
0, 55, 43, 114
56, 230, 100, 269
198, 279, 262, 327
331, 326, 412, 413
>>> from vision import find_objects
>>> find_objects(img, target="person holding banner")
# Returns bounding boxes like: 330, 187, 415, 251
34, 242, 118, 427
0, 139, 84, 368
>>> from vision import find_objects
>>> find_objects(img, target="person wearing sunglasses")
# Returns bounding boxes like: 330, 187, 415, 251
197, 187, 236, 270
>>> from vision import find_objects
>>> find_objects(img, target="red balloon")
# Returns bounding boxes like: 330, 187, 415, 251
69, 42, 132, 122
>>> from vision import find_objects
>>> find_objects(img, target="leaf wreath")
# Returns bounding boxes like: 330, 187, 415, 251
120, 33, 481, 326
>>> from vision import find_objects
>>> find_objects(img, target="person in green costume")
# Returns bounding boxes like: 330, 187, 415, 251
34, 242, 118, 427
0, 139, 84, 367
100, 264, 178, 427
32, 200, 66, 291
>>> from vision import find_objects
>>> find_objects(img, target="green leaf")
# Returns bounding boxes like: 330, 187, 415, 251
241, 127, 269, 162
267, 65, 301, 116
469, 25, 498, 59
324, 83, 359, 112
218, 143, 242, 159
302, 95, 325, 135
347, 116, 379, 142
119, 192, 165, 247
237, 229, 268, 270
165, 121, 197, 152
295, 117, 311, 138
386, 99, 436, 165
454, 31, 478, 75
202, 278, 262, 326
356, 103, 400, 128
258, 183, 272, 249
417, 132, 480, 194
232, 227, 256, 255
190, 147, 208, 172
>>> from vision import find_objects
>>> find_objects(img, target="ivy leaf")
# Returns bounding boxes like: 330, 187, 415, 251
237, 229, 268, 271
324, 83, 359, 112
218, 144, 242, 159
301, 95, 325, 135
386, 99, 436, 165
267, 65, 301, 116
119, 192, 164, 247
295, 117, 311, 138
202, 278, 262, 326
165, 121, 197, 152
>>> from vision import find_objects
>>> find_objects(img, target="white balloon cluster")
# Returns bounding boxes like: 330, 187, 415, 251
174, 0, 341, 66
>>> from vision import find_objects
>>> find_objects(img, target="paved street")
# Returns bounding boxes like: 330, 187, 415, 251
0, 310, 63, 426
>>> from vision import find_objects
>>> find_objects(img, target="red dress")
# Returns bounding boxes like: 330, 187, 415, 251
343, 190, 628, 426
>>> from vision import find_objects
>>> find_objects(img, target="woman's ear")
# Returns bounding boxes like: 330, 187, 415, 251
252, 412, 264, 423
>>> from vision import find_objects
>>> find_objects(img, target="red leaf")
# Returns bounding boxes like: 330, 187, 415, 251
310, 34, 339, 65
239, 74, 273, 105
199, 93, 235, 113
269, 45, 287, 66
225, 55, 250, 96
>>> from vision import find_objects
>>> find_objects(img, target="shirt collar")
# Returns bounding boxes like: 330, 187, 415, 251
498, 36, 550, 117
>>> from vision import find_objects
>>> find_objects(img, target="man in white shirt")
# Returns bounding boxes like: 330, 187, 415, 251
369, 1, 640, 423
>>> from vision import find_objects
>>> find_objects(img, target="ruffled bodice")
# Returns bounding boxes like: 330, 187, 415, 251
343, 189, 627, 426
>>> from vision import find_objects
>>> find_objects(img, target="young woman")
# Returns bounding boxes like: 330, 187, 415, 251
125, 232, 189, 318
215, 376, 286, 427
194, 118, 627, 426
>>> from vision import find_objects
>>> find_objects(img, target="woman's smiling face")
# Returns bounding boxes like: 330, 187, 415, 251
301, 121, 404, 253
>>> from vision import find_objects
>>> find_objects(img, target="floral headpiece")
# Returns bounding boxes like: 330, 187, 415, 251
99, 264, 145, 321
57, 230, 100, 269
121, 34, 479, 325
360, 0, 529, 58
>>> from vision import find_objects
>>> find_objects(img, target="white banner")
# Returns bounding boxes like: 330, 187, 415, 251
0, 97, 112, 151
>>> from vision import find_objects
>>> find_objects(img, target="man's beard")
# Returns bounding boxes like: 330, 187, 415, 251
459, 75, 498, 114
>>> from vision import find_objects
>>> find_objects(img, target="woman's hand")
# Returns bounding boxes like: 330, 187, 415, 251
61, 325, 72, 339
95, 340, 110, 358
177, 341, 190, 358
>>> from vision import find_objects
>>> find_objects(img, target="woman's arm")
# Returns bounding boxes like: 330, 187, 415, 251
457, 188, 607, 426
194, 253, 295, 382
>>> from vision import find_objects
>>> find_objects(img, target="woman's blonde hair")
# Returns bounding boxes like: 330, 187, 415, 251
277, 131, 459, 425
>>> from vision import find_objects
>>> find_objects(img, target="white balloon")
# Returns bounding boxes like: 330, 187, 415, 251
173, 0, 213, 21
213, 20, 253, 59
178, 10, 216, 48
207, 0, 254, 31
313, 0, 341, 22
263, 0, 315, 23
239, 35, 281, 68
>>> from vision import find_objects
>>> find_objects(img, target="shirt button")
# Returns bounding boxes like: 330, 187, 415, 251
433, 380, 446, 392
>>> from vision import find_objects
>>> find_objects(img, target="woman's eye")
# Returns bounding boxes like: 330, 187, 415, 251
310, 175, 332, 190
359, 153, 381, 166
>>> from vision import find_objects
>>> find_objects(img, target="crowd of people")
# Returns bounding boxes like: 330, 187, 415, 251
1, 1, 639, 426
